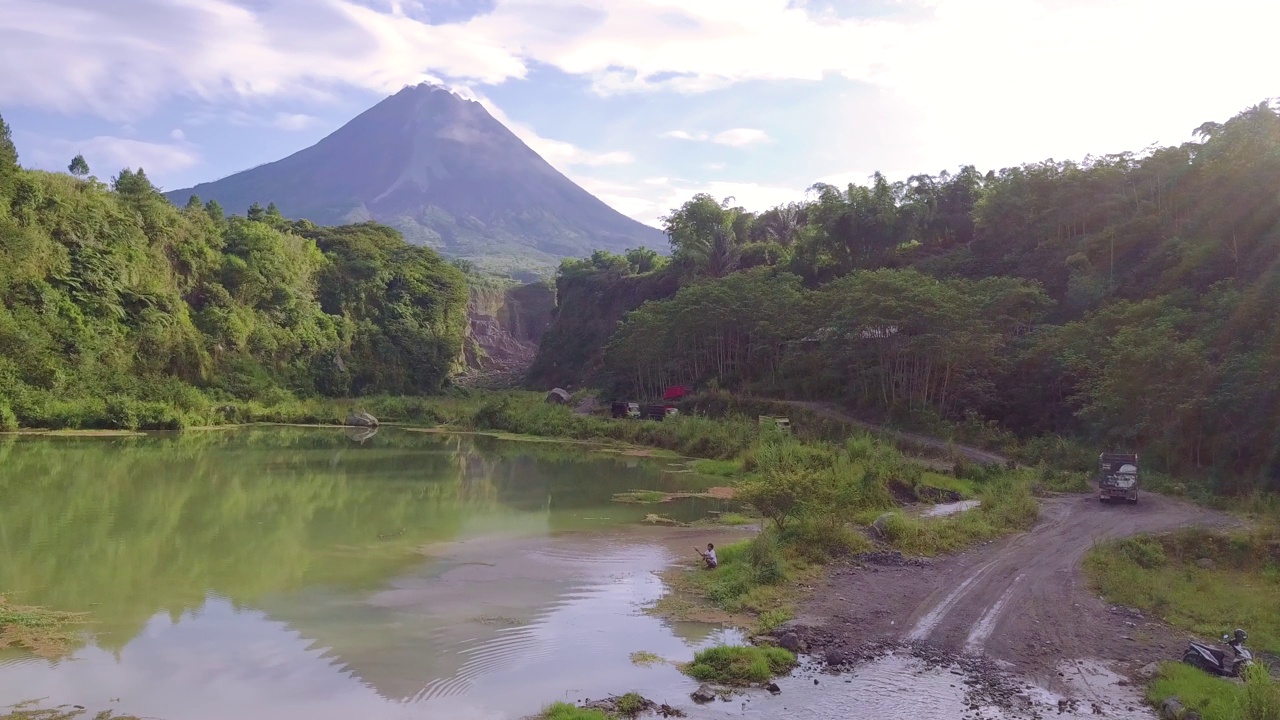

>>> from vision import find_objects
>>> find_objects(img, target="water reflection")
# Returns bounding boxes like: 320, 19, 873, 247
0, 428, 740, 718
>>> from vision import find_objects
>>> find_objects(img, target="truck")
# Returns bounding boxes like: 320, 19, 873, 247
1099, 452, 1139, 504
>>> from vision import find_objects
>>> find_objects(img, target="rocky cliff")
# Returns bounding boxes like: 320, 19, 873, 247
459, 282, 556, 385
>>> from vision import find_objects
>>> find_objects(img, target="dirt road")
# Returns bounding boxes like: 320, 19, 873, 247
777, 400, 1011, 466
795, 491, 1237, 692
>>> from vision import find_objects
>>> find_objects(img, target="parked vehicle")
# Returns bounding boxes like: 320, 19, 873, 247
1182, 629, 1252, 677
1099, 452, 1139, 504
611, 402, 640, 419
759, 415, 792, 433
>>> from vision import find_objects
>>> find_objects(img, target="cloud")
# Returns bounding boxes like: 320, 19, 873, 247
27, 135, 200, 179
661, 128, 770, 147
170, 129, 186, 141
712, 128, 770, 147
661, 130, 708, 141
453, 87, 634, 167
184, 109, 321, 131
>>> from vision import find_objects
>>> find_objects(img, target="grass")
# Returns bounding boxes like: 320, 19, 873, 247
652, 533, 827, 634
873, 478, 1041, 556
690, 459, 742, 477
1083, 528, 1280, 653
0, 704, 142, 720
683, 645, 797, 685
1148, 663, 1280, 720
538, 703, 610, 720
614, 693, 646, 717
613, 490, 667, 504
629, 651, 664, 667
0, 596, 87, 658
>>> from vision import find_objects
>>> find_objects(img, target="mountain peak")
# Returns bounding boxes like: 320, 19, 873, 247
166, 89, 663, 271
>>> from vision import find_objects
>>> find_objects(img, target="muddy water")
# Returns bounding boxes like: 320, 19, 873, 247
0, 428, 744, 719
923, 499, 982, 517
677, 654, 1155, 720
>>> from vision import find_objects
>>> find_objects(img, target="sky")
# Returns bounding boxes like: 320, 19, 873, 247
1, 0, 1277, 228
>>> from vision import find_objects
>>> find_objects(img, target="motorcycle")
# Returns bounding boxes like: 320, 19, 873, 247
1182, 629, 1252, 677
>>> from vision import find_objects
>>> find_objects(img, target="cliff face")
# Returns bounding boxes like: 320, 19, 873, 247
461, 282, 556, 382
526, 269, 680, 390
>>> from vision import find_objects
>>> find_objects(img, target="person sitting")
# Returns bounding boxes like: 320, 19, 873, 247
697, 543, 718, 570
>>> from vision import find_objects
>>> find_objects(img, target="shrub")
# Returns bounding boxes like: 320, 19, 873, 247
0, 403, 16, 432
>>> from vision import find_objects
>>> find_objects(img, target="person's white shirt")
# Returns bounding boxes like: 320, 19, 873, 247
706, 548, 717, 565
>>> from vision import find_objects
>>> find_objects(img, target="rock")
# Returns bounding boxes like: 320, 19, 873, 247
778, 632, 802, 652
751, 635, 779, 647
344, 411, 378, 428
765, 683, 781, 695
545, 388, 571, 404
691, 685, 716, 704
870, 513, 896, 540
824, 649, 846, 666
1138, 662, 1161, 678
1195, 558, 1217, 570
1160, 697, 1184, 720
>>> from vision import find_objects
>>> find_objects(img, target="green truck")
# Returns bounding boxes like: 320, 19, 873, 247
1099, 452, 1139, 504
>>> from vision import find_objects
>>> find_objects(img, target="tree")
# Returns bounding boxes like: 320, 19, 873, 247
0, 112, 17, 197
68, 154, 90, 178
247, 202, 266, 222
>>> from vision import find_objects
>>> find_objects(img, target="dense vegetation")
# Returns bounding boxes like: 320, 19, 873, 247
0, 113, 467, 430
533, 101, 1280, 493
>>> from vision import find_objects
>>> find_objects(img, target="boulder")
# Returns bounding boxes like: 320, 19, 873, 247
1159, 697, 1184, 720
344, 411, 379, 428
546, 388, 571, 404
765, 682, 781, 695
690, 685, 716, 704
778, 631, 802, 652
870, 513, 896, 540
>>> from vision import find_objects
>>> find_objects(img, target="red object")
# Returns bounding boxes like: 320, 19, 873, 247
662, 386, 688, 401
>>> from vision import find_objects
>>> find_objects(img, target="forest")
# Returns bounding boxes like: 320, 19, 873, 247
535, 101, 1280, 492
0, 113, 468, 431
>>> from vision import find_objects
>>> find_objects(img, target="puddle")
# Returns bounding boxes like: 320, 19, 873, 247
924, 500, 982, 517
649, 653, 1155, 720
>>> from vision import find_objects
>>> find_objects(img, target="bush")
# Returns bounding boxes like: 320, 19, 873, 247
684, 645, 797, 685
0, 403, 16, 432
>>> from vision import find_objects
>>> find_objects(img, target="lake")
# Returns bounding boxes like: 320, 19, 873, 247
0, 428, 748, 719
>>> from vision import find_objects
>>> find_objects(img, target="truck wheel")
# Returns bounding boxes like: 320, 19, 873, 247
1128, 496, 1138, 505
1099, 496, 1109, 504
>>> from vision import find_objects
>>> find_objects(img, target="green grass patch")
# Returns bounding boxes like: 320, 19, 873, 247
629, 651, 664, 667
1083, 529, 1280, 653
691, 459, 742, 477
1147, 663, 1280, 720
684, 645, 797, 685
537, 703, 611, 720
875, 478, 1041, 556
614, 693, 646, 717
0, 596, 87, 658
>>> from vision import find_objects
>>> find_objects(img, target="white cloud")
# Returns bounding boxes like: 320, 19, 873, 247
661, 130, 707, 141
712, 128, 770, 147
456, 88, 634, 168
182, 109, 321, 131
662, 128, 770, 147
169, 128, 186, 141
28, 135, 200, 179
271, 112, 320, 131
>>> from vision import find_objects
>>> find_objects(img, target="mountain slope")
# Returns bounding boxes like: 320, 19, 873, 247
165, 84, 665, 272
